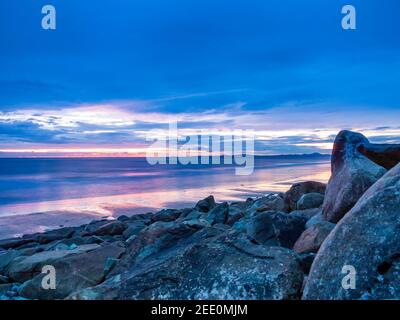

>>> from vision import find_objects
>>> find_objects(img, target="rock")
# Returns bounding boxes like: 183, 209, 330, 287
92, 221, 127, 237
231, 217, 249, 233
82, 236, 105, 245
225, 201, 249, 226
297, 193, 324, 210
0, 238, 35, 250
44, 236, 88, 250
104, 258, 119, 276
17, 242, 125, 300
182, 219, 210, 229
0, 250, 22, 276
31, 227, 77, 245
293, 221, 335, 254
206, 202, 229, 225
121, 222, 200, 267
0, 275, 9, 284
322, 130, 387, 223
122, 221, 146, 239
298, 253, 316, 275
246, 212, 307, 248
290, 208, 321, 221
358, 143, 400, 170
8, 244, 101, 283
81, 219, 112, 236
68, 232, 304, 300
247, 194, 285, 216
305, 211, 325, 229
284, 181, 326, 212
0, 284, 14, 296
194, 195, 216, 213
303, 164, 400, 300
151, 209, 182, 223
128, 212, 153, 224
117, 215, 130, 222
177, 210, 202, 222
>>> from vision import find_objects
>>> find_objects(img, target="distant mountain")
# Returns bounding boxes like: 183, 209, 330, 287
255, 153, 331, 159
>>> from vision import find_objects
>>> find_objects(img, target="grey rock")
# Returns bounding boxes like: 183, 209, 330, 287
92, 221, 127, 237
182, 219, 210, 229
284, 181, 326, 212
0, 238, 35, 250
305, 211, 325, 229
194, 195, 216, 213
206, 202, 229, 225
31, 227, 77, 245
231, 217, 249, 233
18, 242, 125, 300
293, 221, 335, 254
297, 193, 324, 210
0, 250, 22, 276
246, 211, 307, 248
177, 210, 202, 222
68, 232, 304, 300
104, 257, 119, 276
8, 244, 101, 283
247, 194, 285, 216
322, 130, 387, 223
117, 215, 130, 222
291, 208, 321, 221
0, 275, 9, 284
122, 221, 147, 239
151, 209, 182, 223
303, 163, 400, 300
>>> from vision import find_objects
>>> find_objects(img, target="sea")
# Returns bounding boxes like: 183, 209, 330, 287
0, 155, 330, 238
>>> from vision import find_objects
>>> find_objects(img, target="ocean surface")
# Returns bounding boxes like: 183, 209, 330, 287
0, 156, 330, 238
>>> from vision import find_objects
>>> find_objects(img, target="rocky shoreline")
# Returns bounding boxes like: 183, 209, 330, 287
1, 130, 400, 300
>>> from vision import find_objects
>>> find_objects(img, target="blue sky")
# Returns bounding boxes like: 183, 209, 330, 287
0, 0, 400, 156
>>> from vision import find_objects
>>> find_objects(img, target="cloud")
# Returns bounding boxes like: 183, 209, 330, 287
1, 98, 400, 155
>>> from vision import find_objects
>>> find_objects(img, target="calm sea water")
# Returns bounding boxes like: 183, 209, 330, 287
0, 156, 330, 238
0, 156, 331, 215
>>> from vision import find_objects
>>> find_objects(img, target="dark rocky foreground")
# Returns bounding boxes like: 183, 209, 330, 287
1, 130, 400, 300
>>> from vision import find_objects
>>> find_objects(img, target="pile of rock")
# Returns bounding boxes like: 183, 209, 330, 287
0, 130, 399, 300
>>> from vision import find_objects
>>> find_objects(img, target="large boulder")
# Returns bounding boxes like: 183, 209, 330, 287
303, 164, 400, 300
284, 182, 326, 212
69, 231, 304, 300
246, 212, 307, 248
293, 221, 335, 254
322, 130, 387, 223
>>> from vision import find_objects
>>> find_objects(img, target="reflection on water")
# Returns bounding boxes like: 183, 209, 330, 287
0, 157, 331, 218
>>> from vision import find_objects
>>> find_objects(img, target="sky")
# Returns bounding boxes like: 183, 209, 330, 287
0, 0, 400, 157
